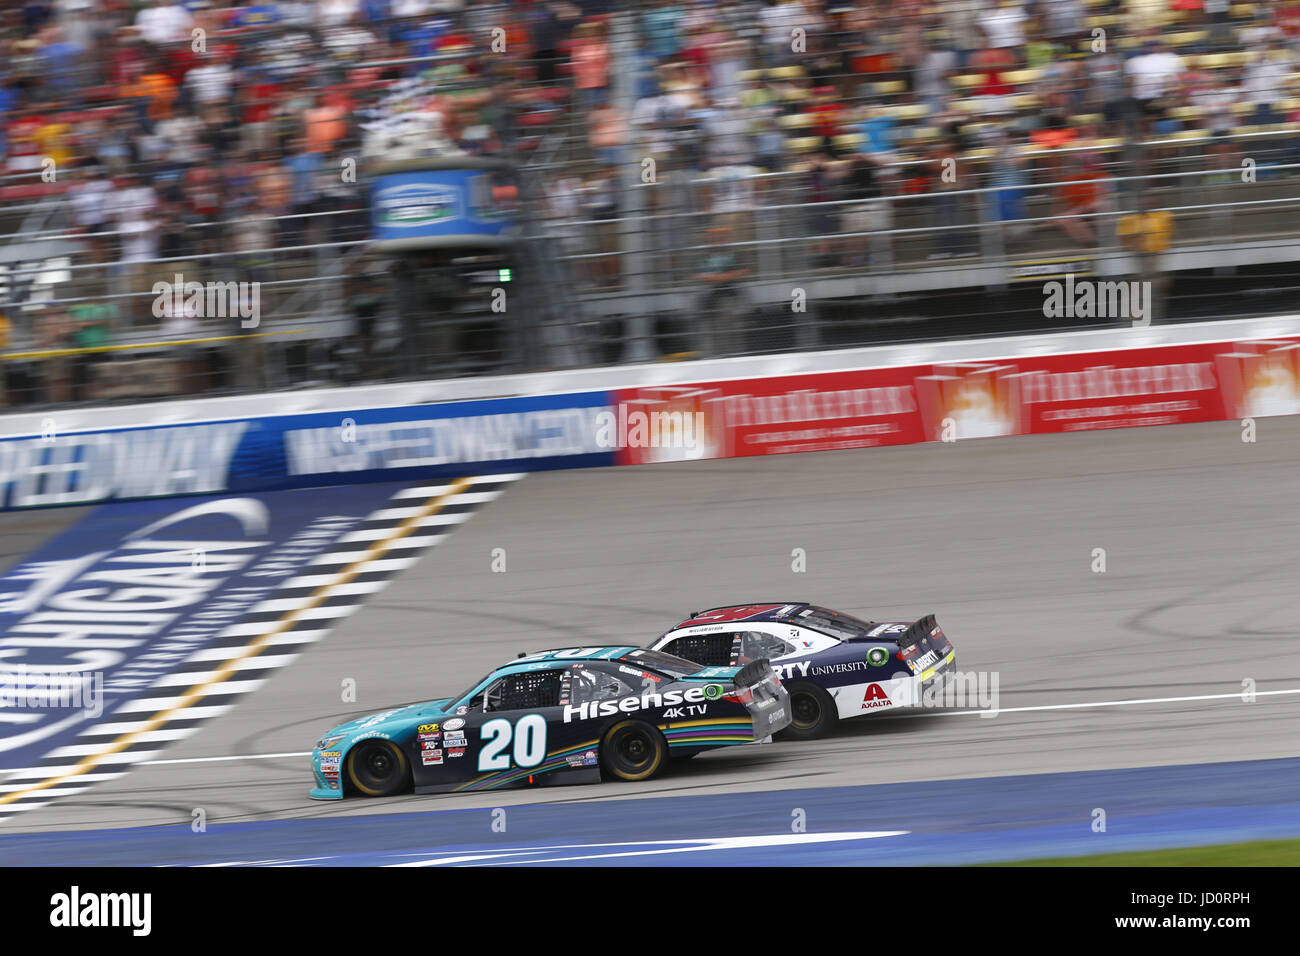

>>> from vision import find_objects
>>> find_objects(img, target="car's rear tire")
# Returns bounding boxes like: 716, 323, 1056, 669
346, 739, 411, 797
600, 720, 668, 782
776, 682, 839, 740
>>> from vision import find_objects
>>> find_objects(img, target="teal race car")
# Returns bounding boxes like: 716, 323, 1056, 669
310, 646, 790, 798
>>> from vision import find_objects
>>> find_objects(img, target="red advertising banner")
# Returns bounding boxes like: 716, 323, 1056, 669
613, 335, 1300, 464
613, 369, 925, 466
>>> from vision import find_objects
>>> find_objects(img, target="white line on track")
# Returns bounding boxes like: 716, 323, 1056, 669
881, 686, 1300, 719
6, 685, 1292, 778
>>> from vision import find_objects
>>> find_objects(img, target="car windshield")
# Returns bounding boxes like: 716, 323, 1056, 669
796, 607, 877, 641
453, 672, 496, 711
619, 648, 702, 678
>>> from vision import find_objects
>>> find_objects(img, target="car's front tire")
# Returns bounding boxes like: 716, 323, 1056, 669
346, 739, 411, 797
600, 720, 668, 782
776, 682, 839, 740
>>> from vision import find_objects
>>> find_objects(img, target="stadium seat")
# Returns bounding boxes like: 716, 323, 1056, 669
1002, 69, 1042, 85
787, 135, 825, 153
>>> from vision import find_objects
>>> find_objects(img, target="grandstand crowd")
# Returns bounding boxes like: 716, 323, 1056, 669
1, 1, 1299, 401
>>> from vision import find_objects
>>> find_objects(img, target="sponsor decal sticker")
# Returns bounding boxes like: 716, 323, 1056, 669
867, 646, 891, 667
862, 683, 892, 710
868, 623, 908, 637
564, 685, 716, 722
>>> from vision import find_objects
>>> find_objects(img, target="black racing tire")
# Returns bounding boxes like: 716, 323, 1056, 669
346, 739, 411, 797
776, 682, 840, 740
600, 720, 669, 782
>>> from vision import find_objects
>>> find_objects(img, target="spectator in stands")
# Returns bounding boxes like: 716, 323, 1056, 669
588, 100, 627, 170
572, 19, 610, 112
1125, 37, 1183, 137
67, 301, 114, 401
134, 0, 193, 47
33, 307, 75, 404
707, 153, 761, 268
104, 170, 159, 325
186, 46, 235, 111
1243, 39, 1294, 127
987, 126, 1030, 240
1118, 196, 1175, 322
917, 41, 959, 116
803, 150, 840, 268
1042, 0, 1087, 50
841, 150, 891, 269
34, 23, 86, 103
1052, 151, 1106, 248
284, 135, 323, 247
70, 159, 114, 266
348, 270, 385, 377
692, 225, 750, 357
525, 1, 575, 85
1196, 68, 1240, 181
980, 0, 1028, 67
583, 166, 621, 288
1089, 47, 1129, 137
927, 135, 976, 260
759, 0, 802, 69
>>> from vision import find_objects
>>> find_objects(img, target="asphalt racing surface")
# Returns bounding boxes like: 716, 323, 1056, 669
2, 416, 1299, 864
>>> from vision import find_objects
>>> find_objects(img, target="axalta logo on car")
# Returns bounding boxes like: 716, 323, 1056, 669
862, 684, 892, 710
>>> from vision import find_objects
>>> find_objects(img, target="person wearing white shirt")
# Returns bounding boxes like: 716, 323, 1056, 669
186, 62, 233, 106
1124, 40, 1182, 134
980, 0, 1027, 53
134, 0, 193, 46
1243, 44, 1294, 125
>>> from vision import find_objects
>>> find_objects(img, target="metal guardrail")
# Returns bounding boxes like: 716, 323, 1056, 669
4, 155, 1300, 408
5, 5, 1300, 407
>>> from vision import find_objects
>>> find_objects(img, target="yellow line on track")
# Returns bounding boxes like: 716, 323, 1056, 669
0, 476, 476, 808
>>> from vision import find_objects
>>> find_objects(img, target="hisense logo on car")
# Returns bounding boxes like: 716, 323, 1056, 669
376, 183, 458, 226
564, 685, 724, 722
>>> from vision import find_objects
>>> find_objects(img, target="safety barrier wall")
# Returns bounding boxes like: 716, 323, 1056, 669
0, 317, 1296, 511
611, 335, 1300, 464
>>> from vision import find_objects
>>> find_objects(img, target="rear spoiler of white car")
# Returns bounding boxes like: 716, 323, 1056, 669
895, 614, 939, 651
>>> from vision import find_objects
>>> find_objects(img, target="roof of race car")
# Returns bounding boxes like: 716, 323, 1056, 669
512, 646, 642, 664
672, 603, 813, 630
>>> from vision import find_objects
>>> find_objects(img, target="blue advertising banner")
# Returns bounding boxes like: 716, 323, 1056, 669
370, 168, 514, 243
0, 392, 616, 511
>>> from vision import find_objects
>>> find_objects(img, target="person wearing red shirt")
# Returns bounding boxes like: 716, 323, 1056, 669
5, 107, 46, 174
240, 73, 282, 155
